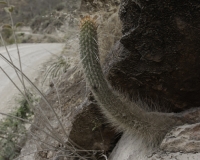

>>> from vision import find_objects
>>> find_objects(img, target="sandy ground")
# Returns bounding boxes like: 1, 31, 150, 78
0, 43, 64, 119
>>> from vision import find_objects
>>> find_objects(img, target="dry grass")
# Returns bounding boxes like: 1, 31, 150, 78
97, 11, 122, 64
0, 0, 122, 159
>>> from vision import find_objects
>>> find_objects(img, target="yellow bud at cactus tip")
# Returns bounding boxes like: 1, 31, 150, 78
80, 15, 97, 29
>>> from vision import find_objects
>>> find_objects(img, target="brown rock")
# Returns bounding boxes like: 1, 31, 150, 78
104, 0, 200, 112
69, 99, 118, 158
161, 123, 200, 152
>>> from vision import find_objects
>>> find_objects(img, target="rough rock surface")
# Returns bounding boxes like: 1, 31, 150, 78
104, 0, 200, 112
105, 0, 200, 159
69, 101, 117, 152
109, 120, 200, 160
161, 123, 200, 152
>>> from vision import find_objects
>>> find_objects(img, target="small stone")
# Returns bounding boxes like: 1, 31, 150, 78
47, 151, 53, 159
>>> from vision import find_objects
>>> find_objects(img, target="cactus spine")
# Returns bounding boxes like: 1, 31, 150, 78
79, 16, 179, 146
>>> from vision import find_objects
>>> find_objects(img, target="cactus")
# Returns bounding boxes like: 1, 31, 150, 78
79, 16, 180, 147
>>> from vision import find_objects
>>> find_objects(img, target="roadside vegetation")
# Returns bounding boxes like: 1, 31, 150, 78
0, 92, 34, 160
0, 0, 68, 25
0, 0, 72, 45
0, 0, 121, 159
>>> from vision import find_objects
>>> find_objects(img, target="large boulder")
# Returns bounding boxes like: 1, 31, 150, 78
104, 0, 200, 112
104, 0, 200, 159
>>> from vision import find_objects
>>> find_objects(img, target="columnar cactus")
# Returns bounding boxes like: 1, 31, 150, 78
79, 16, 180, 147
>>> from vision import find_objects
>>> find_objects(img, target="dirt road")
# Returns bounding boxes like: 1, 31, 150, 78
0, 43, 64, 119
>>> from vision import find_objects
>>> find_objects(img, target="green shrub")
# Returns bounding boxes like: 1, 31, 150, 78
0, 93, 34, 160
1, 28, 12, 39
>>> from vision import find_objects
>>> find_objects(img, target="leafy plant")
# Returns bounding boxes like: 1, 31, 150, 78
15, 92, 34, 119
0, 93, 34, 160
1, 27, 12, 39
43, 55, 70, 84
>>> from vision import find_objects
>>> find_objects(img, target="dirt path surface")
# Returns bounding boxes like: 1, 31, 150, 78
0, 43, 64, 119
